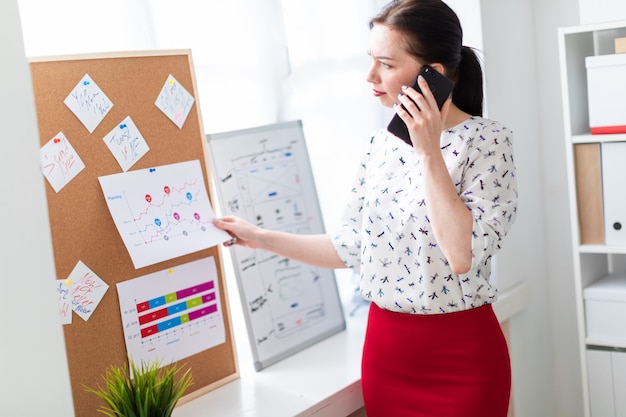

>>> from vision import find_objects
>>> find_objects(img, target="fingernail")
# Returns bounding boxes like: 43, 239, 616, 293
401, 85, 408, 90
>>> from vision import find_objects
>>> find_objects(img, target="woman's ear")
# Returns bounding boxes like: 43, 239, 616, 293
428, 63, 446, 75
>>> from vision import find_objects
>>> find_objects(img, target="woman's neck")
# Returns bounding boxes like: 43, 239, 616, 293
444, 105, 472, 130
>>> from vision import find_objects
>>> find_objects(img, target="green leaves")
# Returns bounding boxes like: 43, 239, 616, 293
84, 358, 193, 417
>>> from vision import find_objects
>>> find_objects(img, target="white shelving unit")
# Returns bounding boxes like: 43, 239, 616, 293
558, 20, 626, 417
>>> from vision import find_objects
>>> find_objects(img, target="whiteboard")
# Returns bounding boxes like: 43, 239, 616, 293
207, 120, 346, 371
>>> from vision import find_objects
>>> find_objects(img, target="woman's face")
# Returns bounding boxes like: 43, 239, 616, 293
366, 24, 422, 108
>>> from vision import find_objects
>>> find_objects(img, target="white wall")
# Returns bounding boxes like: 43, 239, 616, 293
531, 1, 586, 415
0, 0, 74, 415
481, 0, 602, 416
480, 1, 557, 415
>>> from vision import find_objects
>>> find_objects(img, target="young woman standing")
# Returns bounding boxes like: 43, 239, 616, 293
214, 1, 518, 415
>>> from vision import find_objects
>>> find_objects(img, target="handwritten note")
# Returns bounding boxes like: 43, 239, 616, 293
56, 279, 72, 325
40, 131, 85, 192
64, 73, 113, 133
155, 74, 195, 129
66, 261, 109, 321
103, 116, 150, 171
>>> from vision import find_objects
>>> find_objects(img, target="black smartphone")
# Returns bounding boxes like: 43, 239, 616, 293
386, 65, 455, 145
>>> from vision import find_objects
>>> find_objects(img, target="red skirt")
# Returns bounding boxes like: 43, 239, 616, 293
361, 303, 511, 417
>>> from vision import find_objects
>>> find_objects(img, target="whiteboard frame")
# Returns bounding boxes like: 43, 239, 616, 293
207, 120, 346, 371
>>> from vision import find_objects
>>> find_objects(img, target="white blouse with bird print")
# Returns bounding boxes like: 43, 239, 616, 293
332, 116, 518, 314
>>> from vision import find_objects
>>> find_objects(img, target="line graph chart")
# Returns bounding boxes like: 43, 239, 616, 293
99, 160, 230, 268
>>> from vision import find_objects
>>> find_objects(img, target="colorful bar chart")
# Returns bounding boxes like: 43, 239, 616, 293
137, 281, 214, 315
137, 281, 217, 338
117, 257, 226, 366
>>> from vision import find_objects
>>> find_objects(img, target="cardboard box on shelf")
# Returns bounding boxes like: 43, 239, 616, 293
586, 53, 626, 134
584, 272, 626, 343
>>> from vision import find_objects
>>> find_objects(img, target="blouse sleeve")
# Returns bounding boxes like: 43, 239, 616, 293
330, 146, 371, 273
462, 122, 518, 272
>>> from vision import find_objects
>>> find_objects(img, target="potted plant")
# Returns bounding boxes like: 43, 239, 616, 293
85, 358, 193, 417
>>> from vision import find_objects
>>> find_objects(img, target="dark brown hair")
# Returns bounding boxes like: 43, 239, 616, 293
370, 0, 484, 116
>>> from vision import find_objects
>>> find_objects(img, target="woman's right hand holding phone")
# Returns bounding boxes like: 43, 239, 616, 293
395, 75, 451, 158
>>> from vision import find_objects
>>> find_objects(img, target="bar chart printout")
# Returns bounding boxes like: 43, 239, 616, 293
116, 257, 225, 367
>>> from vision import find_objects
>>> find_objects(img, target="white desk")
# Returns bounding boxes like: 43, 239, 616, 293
173, 280, 530, 417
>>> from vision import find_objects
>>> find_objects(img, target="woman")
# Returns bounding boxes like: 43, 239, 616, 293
213, 0, 518, 415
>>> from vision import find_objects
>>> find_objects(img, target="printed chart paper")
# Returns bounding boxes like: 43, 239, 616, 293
98, 159, 230, 268
154, 74, 195, 129
40, 131, 85, 192
103, 116, 150, 172
64, 73, 113, 133
116, 257, 226, 366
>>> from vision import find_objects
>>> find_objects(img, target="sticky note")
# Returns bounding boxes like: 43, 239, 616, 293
103, 116, 150, 171
40, 132, 85, 192
66, 261, 109, 321
64, 73, 113, 133
155, 74, 195, 129
56, 279, 72, 325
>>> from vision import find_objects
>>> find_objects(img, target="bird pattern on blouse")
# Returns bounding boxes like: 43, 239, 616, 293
332, 116, 518, 315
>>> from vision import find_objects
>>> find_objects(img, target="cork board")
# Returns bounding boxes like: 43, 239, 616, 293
29, 51, 238, 417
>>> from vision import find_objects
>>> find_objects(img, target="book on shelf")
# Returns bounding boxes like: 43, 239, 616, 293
574, 143, 604, 244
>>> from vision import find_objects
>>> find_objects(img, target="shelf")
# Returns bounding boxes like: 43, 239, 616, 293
572, 133, 626, 144
586, 339, 626, 349
560, 20, 626, 417
579, 245, 626, 254
560, 19, 626, 35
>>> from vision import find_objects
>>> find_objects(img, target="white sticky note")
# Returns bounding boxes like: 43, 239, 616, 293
67, 261, 109, 321
154, 74, 195, 129
103, 116, 150, 171
40, 132, 86, 192
64, 73, 113, 133
56, 279, 72, 325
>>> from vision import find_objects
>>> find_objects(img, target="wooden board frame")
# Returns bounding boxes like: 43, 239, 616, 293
29, 50, 238, 416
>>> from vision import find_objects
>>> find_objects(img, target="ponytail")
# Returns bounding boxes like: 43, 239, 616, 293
452, 46, 484, 117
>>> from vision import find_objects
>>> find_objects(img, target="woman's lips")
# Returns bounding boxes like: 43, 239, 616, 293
373, 89, 385, 97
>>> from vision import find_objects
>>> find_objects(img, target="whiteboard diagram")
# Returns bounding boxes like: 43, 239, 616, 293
98, 159, 230, 269
207, 121, 345, 370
